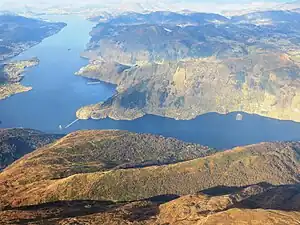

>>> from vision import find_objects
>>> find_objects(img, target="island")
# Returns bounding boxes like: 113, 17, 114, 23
76, 11, 300, 122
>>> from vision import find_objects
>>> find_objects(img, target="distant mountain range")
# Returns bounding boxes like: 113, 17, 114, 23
1, 0, 298, 18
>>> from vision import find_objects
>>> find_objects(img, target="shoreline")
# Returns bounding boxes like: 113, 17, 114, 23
0, 58, 40, 100
75, 68, 300, 123
0, 23, 67, 64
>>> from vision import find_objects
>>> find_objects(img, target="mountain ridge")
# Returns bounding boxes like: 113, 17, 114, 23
0, 130, 299, 209
1, 129, 300, 224
76, 10, 300, 122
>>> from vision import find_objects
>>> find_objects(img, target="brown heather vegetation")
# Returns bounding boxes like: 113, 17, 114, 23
1, 130, 300, 224
0, 130, 213, 208
0, 130, 299, 208
1, 183, 300, 224
37, 141, 300, 204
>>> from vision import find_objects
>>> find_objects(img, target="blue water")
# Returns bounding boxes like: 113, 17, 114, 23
0, 15, 116, 132
0, 15, 300, 149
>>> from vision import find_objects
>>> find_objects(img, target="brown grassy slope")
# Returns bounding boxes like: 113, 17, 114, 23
157, 183, 300, 224
40, 141, 300, 203
1, 137, 300, 208
0, 130, 213, 208
1, 130, 212, 183
2, 183, 300, 225
0, 128, 62, 170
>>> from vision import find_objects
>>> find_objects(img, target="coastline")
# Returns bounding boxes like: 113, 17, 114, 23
0, 58, 39, 100
0, 23, 67, 64
75, 61, 300, 123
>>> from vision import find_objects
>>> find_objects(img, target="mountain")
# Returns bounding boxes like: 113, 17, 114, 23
76, 52, 300, 121
76, 11, 300, 122
0, 130, 299, 209
278, 1, 300, 11
1, 183, 300, 224
0, 14, 66, 62
0, 128, 63, 171
231, 10, 300, 27
99, 11, 229, 26
0, 130, 213, 208
0, 130, 300, 224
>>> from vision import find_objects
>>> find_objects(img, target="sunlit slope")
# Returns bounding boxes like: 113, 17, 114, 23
0, 130, 299, 208
77, 11, 300, 122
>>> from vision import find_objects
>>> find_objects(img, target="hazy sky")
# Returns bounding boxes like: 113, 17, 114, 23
0, 0, 297, 13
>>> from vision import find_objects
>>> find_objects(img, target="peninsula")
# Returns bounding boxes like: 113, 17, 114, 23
0, 58, 39, 100
76, 11, 300, 122
0, 14, 66, 100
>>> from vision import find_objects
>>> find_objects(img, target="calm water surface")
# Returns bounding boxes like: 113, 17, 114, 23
0, 15, 300, 149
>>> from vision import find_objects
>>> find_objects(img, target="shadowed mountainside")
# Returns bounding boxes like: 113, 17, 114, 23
1, 183, 300, 224
0, 128, 63, 171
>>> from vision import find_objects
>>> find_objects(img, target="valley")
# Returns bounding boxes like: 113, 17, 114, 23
1, 8, 300, 225
0, 14, 300, 150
